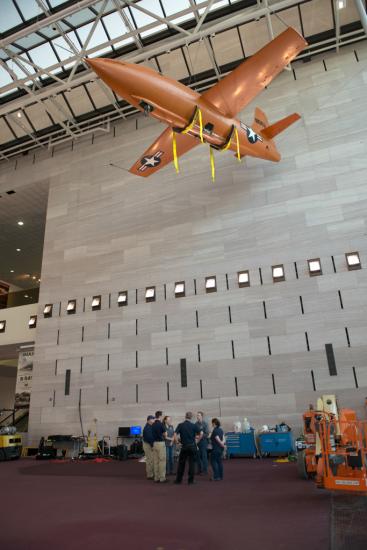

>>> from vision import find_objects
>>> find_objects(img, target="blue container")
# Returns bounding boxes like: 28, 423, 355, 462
225, 430, 257, 458
258, 431, 294, 456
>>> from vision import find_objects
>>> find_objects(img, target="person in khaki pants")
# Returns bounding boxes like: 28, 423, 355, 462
142, 415, 155, 480
152, 410, 168, 483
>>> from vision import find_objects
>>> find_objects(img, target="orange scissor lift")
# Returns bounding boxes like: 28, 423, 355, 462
296, 395, 367, 493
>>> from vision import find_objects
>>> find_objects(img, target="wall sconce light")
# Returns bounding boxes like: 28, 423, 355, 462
118, 291, 128, 306
145, 287, 156, 302
29, 315, 37, 328
308, 258, 322, 276
205, 276, 217, 293
174, 281, 185, 297
272, 265, 285, 282
92, 295, 101, 310
43, 304, 53, 318
346, 252, 361, 270
238, 271, 250, 287
0, 320, 6, 333
67, 299, 76, 314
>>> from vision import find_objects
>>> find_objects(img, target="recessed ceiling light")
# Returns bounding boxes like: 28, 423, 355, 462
17, 111, 22, 118
10, 269, 14, 273
17, 221, 24, 226
24, 295, 29, 298
16, 248, 21, 252
32, 276, 36, 280
337, 0, 346, 8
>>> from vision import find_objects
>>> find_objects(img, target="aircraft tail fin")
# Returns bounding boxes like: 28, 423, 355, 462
256, 110, 301, 140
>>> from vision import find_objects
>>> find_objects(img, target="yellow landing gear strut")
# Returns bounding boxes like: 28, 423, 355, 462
172, 109, 241, 182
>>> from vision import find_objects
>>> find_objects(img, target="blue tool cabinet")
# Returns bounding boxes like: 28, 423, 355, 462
225, 430, 257, 458
258, 431, 294, 456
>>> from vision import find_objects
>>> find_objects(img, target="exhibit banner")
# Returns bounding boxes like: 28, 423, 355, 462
14, 350, 34, 430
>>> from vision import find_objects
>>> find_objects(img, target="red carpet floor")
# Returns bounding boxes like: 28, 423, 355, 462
0, 458, 330, 550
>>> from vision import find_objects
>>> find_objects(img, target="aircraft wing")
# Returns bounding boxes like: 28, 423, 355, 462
202, 27, 307, 118
129, 126, 198, 177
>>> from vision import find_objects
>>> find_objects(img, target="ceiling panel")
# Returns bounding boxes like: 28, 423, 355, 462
239, 17, 269, 57
184, 40, 213, 74
63, 86, 94, 116
156, 49, 189, 80
85, 80, 111, 108
5, 114, 33, 139
43, 95, 74, 123
0, 117, 15, 144
270, 7, 302, 37
339, 2, 360, 26
211, 28, 243, 67
300, 0, 334, 37
25, 102, 51, 131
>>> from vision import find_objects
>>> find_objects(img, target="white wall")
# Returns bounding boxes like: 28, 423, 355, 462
0, 366, 17, 410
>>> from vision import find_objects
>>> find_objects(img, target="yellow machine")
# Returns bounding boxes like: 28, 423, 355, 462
0, 427, 22, 461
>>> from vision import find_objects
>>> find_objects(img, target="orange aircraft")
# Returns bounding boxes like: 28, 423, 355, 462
86, 27, 307, 179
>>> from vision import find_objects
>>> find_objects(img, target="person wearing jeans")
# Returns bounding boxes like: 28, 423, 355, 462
174, 412, 203, 485
210, 418, 225, 481
163, 415, 175, 475
195, 411, 209, 474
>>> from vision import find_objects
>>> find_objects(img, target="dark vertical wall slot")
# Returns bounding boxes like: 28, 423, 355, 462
331, 255, 336, 273
325, 343, 337, 376
135, 351, 138, 368
64, 369, 71, 396
352, 366, 359, 388
107, 322, 110, 339
338, 290, 344, 309
164, 284, 167, 300
136, 289, 138, 304
167, 382, 170, 401
194, 279, 197, 295
164, 314, 167, 332
311, 370, 316, 391
271, 373, 276, 394
81, 326, 84, 342
234, 377, 238, 397
135, 319, 138, 335
109, 293, 111, 308
294, 261, 299, 279
345, 327, 351, 347
231, 340, 235, 359
225, 274, 229, 290
80, 357, 83, 373
228, 306, 232, 323
299, 296, 304, 315
83, 298, 86, 312
52, 389, 56, 407
305, 331, 310, 351
259, 267, 263, 285
106, 386, 109, 405
267, 336, 272, 356
136, 384, 139, 403
165, 347, 168, 365
107, 353, 110, 371
55, 360, 58, 376
180, 358, 187, 387
57, 329, 60, 345
195, 310, 199, 328
262, 301, 267, 319
59, 302, 61, 316
197, 344, 201, 362
200, 379, 203, 399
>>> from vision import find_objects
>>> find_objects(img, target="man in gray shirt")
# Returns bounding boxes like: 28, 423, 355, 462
195, 411, 209, 474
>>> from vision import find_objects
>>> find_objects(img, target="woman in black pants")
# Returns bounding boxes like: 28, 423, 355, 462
210, 418, 225, 481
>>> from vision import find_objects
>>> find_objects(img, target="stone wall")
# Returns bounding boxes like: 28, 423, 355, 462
3, 40, 365, 442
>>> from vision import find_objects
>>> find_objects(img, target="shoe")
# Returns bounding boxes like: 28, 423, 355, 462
160, 479, 169, 483
147, 477, 154, 480
154, 480, 160, 483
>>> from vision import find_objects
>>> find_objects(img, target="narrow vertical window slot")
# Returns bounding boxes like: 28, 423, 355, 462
267, 336, 272, 356
345, 327, 351, 347
106, 387, 109, 405
55, 359, 58, 376
311, 370, 316, 391
325, 343, 337, 376
81, 326, 84, 342
180, 358, 187, 387
165, 314, 167, 332
164, 284, 167, 300
305, 332, 310, 351
195, 310, 199, 328
352, 366, 359, 388
299, 296, 304, 315
331, 256, 336, 273
65, 369, 71, 396
136, 289, 138, 304
135, 319, 138, 335
228, 305, 232, 323
231, 340, 235, 359
83, 298, 85, 312
136, 384, 139, 403
225, 274, 229, 290
165, 347, 168, 365
338, 290, 344, 309
107, 322, 110, 339
294, 261, 299, 279
57, 329, 60, 345
272, 374, 276, 394
107, 353, 110, 371
259, 267, 263, 285
200, 379, 203, 399
136, 350, 138, 368
194, 279, 197, 295
80, 357, 83, 373
167, 382, 170, 401
263, 301, 267, 319
53, 390, 56, 407
197, 344, 201, 362
234, 377, 238, 397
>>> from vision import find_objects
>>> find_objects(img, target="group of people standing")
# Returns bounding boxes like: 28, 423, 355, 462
142, 410, 225, 485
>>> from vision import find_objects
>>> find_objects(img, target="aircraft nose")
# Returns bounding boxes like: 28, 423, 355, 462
84, 57, 125, 78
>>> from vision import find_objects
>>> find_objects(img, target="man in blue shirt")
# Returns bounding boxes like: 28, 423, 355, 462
174, 412, 203, 485
210, 418, 225, 481
152, 410, 168, 483
195, 411, 209, 474
142, 415, 155, 480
